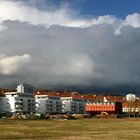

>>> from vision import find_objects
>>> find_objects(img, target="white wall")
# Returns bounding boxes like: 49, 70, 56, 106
61, 97, 85, 114
35, 95, 62, 114
126, 94, 136, 102
3, 93, 35, 113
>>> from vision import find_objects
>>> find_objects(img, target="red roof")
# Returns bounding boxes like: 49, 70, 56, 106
35, 91, 123, 102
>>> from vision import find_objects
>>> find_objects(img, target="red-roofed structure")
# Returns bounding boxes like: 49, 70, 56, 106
35, 91, 123, 115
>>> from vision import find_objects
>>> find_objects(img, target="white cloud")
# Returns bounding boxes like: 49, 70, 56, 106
0, 0, 140, 33
0, 54, 31, 75
0, 0, 122, 30
92, 15, 122, 26
0, 0, 91, 28
125, 13, 140, 27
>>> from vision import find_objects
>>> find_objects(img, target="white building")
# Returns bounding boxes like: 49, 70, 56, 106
0, 97, 3, 113
123, 105, 140, 114
3, 83, 35, 114
35, 94, 62, 114
61, 97, 85, 114
126, 93, 136, 102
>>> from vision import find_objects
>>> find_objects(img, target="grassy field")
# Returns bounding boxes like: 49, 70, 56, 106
0, 118, 140, 140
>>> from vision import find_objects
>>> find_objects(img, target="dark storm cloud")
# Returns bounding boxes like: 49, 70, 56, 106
0, 20, 140, 90
0, 0, 140, 92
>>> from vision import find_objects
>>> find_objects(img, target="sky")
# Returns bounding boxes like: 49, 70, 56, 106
1, 0, 140, 93
46, 0, 140, 18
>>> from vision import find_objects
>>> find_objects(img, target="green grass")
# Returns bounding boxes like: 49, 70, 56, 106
0, 118, 140, 140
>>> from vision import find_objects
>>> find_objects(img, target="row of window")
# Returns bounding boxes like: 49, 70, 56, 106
37, 96, 59, 100
87, 102, 115, 105
86, 106, 115, 108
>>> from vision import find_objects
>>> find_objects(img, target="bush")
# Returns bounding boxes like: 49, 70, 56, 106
10, 113, 26, 120
28, 113, 40, 120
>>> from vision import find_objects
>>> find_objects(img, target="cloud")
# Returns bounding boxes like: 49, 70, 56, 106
0, 0, 140, 92
0, 20, 140, 90
0, 0, 124, 30
0, 54, 31, 75
0, 0, 140, 31
0, 0, 91, 28
125, 13, 140, 27
0, 24, 7, 31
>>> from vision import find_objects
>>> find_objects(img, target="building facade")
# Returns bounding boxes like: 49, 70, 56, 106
126, 94, 136, 102
3, 83, 35, 114
35, 94, 62, 114
61, 97, 85, 114
85, 101, 122, 115
0, 97, 3, 113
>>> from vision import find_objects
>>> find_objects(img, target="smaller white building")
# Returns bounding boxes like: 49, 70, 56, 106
3, 83, 35, 114
126, 93, 136, 102
61, 97, 85, 114
35, 94, 62, 114
123, 106, 140, 113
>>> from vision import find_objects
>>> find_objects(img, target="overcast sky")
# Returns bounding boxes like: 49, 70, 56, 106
0, 0, 140, 93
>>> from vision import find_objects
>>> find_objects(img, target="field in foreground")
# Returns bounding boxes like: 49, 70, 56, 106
0, 118, 140, 140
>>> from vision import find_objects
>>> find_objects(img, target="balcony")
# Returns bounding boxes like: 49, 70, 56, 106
15, 100, 23, 103
15, 104, 23, 108
15, 109, 23, 112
